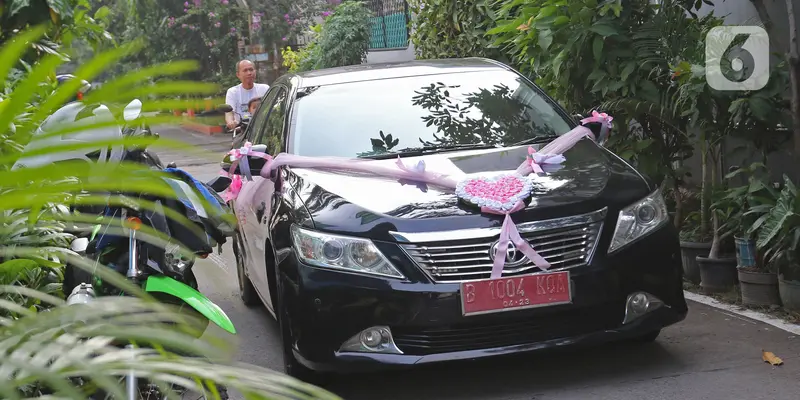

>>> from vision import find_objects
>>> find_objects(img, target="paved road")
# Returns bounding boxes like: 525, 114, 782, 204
157, 126, 800, 400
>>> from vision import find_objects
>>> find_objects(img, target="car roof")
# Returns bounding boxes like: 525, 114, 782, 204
286, 58, 513, 88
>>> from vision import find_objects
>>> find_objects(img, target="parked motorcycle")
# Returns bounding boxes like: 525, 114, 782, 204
65, 167, 237, 399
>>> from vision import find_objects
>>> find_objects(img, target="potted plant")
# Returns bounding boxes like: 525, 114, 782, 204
714, 163, 780, 305
752, 175, 800, 312
678, 208, 710, 284
669, 60, 739, 292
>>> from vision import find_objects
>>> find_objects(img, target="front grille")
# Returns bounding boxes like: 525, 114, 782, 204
398, 208, 606, 282
392, 305, 623, 355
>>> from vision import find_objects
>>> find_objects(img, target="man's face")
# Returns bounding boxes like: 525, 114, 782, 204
237, 61, 256, 85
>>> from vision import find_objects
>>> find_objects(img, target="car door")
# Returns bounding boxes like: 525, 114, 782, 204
239, 85, 289, 309
234, 87, 277, 277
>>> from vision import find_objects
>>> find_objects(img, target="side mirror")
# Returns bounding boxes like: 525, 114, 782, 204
220, 144, 269, 176
123, 99, 143, 122
217, 104, 234, 113
207, 176, 232, 192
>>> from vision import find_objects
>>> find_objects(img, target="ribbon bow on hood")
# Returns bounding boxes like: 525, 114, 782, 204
579, 110, 614, 144
527, 146, 566, 174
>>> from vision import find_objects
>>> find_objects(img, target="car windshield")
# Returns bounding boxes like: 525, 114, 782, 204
289, 70, 574, 158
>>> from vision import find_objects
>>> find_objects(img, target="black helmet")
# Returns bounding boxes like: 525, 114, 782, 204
56, 74, 92, 102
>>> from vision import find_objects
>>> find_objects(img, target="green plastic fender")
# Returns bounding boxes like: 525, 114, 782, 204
144, 275, 237, 335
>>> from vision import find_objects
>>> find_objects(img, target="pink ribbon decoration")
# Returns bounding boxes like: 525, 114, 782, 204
516, 125, 596, 176
208, 115, 614, 279
579, 110, 614, 144
527, 146, 567, 174
220, 141, 272, 201
225, 141, 272, 182
580, 110, 614, 127
482, 201, 550, 278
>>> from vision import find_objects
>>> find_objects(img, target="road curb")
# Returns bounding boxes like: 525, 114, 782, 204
684, 290, 800, 335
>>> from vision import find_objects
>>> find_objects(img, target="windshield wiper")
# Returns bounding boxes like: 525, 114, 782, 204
509, 135, 560, 147
361, 143, 498, 159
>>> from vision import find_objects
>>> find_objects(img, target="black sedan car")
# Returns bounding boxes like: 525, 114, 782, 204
223, 58, 688, 382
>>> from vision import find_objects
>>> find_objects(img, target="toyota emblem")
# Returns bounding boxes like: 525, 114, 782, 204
489, 241, 528, 267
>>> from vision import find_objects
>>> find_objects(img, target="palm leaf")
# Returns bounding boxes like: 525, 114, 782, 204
0, 26, 342, 399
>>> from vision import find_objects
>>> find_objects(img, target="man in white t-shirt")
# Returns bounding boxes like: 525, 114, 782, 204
225, 59, 269, 131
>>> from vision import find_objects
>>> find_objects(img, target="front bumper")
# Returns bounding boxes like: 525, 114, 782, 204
278, 225, 688, 373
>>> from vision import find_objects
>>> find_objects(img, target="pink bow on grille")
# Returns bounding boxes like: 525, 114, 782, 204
481, 201, 551, 278
527, 146, 566, 174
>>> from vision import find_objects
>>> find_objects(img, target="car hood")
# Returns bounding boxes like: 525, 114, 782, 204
287, 140, 652, 239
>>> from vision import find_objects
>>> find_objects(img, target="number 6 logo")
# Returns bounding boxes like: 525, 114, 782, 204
705, 26, 770, 91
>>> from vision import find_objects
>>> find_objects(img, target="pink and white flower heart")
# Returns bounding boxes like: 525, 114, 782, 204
455, 173, 533, 213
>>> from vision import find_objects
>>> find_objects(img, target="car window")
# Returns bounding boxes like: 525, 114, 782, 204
245, 88, 279, 144
288, 70, 574, 158
257, 86, 288, 154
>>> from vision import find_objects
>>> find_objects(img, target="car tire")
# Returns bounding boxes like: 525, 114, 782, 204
234, 236, 259, 307
632, 329, 661, 343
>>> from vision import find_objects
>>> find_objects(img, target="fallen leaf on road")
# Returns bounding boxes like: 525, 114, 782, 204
762, 350, 784, 366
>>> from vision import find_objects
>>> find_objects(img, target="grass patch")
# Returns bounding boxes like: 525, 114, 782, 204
683, 281, 800, 325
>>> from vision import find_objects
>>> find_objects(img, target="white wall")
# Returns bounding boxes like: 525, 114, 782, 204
366, 42, 416, 63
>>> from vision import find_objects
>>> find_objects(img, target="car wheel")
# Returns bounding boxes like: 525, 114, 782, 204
234, 236, 259, 307
632, 329, 661, 343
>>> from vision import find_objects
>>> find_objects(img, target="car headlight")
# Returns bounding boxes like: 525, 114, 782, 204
608, 188, 669, 254
290, 225, 405, 279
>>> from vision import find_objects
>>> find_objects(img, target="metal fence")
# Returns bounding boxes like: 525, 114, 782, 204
363, 0, 410, 50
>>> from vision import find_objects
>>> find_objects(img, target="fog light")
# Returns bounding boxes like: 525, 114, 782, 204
623, 291, 664, 325
339, 326, 403, 355
630, 293, 649, 313
360, 328, 383, 348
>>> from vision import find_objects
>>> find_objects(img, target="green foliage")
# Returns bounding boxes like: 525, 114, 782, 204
285, 1, 372, 72
407, 0, 505, 60
0, 27, 342, 398
486, 0, 726, 210
100, 0, 249, 87
749, 175, 800, 278
281, 23, 324, 73
1, 0, 113, 65
313, 0, 373, 69
249, 0, 334, 44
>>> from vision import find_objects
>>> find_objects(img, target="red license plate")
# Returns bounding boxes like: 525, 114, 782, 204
460, 271, 572, 316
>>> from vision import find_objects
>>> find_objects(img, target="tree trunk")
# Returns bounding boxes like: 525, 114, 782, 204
786, 0, 800, 164
749, 0, 784, 50
700, 138, 709, 239
708, 144, 721, 259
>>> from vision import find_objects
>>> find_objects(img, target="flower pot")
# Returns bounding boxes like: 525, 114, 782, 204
778, 274, 800, 313
696, 255, 737, 293
734, 236, 757, 268
738, 268, 780, 306
680, 241, 711, 284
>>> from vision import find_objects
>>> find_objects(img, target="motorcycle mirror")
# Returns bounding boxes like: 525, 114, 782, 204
123, 99, 143, 122
70, 237, 90, 254
217, 104, 234, 113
